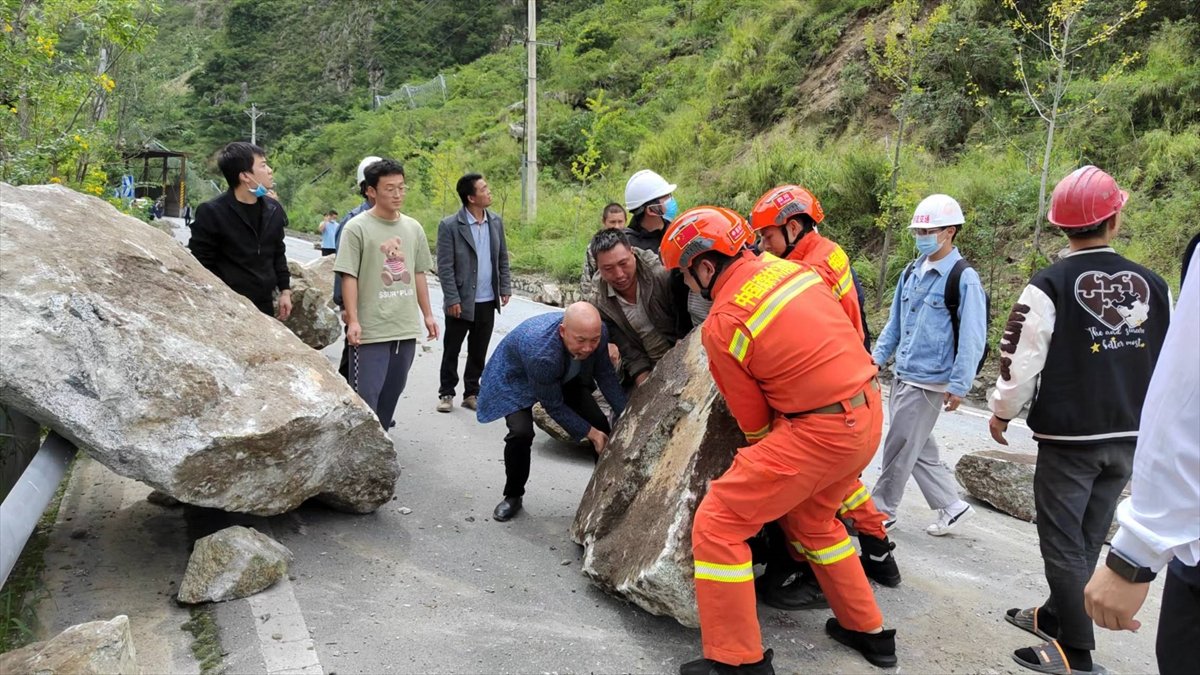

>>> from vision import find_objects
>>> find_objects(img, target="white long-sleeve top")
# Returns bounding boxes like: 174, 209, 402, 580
1111, 249, 1200, 571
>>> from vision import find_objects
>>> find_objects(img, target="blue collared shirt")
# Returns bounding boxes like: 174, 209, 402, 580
467, 210, 494, 303
871, 247, 988, 396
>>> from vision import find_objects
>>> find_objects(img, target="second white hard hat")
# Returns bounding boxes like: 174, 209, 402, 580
356, 156, 383, 185
909, 194, 965, 229
625, 169, 677, 211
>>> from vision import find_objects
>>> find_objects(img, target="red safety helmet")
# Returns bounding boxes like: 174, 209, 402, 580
661, 206, 754, 271
1047, 165, 1129, 228
748, 184, 825, 232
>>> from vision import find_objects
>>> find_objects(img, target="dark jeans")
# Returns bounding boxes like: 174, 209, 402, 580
1034, 440, 1134, 651
1158, 562, 1200, 675
348, 339, 417, 430
439, 301, 496, 398
502, 376, 610, 498
321, 248, 337, 256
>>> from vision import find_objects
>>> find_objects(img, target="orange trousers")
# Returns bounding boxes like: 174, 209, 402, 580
838, 480, 889, 539
692, 386, 884, 665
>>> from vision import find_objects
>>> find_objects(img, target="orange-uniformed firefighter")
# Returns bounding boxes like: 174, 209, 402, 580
662, 207, 897, 674
748, 185, 901, 608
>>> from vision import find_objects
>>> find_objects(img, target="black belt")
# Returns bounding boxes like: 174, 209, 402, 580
785, 378, 878, 418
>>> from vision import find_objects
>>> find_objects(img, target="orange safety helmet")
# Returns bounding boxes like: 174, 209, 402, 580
749, 184, 825, 232
1047, 165, 1128, 228
661, 206, 754, 270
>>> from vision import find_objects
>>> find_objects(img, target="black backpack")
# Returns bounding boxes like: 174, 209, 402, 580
902, 258, 990, 376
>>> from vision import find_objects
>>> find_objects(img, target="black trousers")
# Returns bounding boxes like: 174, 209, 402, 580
1034, 440, 1134, 651
439, 301, 496, 398
502, 376, 610, 498
1158, 562, 1200, 675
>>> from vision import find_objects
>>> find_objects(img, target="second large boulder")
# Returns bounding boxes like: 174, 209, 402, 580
571, 332, 741, 627
283, 255, 341, 350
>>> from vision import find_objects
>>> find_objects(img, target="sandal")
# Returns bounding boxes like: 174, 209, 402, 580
1011, 641, 1109, 675
1006, 606, 1055, 640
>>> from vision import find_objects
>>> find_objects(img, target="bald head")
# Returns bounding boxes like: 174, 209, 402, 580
559, 303, 602, 360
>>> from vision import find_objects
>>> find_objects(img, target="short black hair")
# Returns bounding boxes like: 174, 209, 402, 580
457, 173, 485, 207
218, 141, 265, 190
786, 213, 817, 231
364, 159, 405, 190
590, 228, 632, 258
1063, 216, 1112, 239
602, 202, 625, 221
326, 210, 338, 217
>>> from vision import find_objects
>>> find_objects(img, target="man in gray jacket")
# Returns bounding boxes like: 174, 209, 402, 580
589, 228, 679, 387
436, 173, 511, 412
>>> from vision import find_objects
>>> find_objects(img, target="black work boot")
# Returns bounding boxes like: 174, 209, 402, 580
859, 535, 902, 587
826, 619, 898, 668
756, 565, 829, 610
679, 648, 775, 675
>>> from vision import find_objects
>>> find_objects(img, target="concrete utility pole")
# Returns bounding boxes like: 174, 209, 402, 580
524, 0, 538, 223
245, 103, 264, 145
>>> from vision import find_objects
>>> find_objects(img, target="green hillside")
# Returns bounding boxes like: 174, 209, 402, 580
5, 0, 1198, 319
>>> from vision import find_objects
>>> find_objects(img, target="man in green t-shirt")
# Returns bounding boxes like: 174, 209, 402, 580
334, 159, 439, 429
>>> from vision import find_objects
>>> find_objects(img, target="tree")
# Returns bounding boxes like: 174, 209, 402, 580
569, 90, 619, 229
1, 0, 158, 191
865, 0, 950, 309
1003, 0, 1147, 256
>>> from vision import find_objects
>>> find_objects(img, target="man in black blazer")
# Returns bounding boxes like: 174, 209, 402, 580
436, 173, 511, 412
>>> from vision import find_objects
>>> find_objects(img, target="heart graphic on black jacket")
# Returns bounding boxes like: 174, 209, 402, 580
1073, 270, 1151, 331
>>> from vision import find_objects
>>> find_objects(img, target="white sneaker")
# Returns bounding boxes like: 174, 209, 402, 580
925, 504, 974, 536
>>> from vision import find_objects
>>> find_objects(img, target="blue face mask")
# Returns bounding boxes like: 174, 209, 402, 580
662, 196, 679, 223
250, 181, 268, 198
914, 232, 941, 256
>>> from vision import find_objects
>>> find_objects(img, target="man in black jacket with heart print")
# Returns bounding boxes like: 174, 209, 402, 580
988, 166, 1171, 675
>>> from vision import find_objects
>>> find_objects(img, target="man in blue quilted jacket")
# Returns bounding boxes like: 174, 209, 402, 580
476, 303, 627, 522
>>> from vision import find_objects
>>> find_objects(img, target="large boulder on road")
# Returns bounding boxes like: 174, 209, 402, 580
0, 615, 139, 675
571, 332, 741, 627
956, 450, 1039, 522
284, 255, 341, 350
178, 526, 293, 603
957, 449, 1127, 541
0, 183, 398, 515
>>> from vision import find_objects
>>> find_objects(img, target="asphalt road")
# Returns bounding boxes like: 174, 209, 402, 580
98, 221, 1164, 673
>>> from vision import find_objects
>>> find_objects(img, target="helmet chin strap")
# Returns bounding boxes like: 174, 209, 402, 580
780, 219, 811, 258
689, 257, 732, 301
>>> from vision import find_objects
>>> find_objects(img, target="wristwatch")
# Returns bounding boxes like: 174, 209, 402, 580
1105, 548, 1157, 583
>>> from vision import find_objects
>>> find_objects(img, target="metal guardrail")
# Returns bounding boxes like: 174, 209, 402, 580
0, 409, 77, 588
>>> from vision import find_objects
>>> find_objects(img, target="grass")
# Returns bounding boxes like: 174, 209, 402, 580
181, 607, 223, 675
0, 455, 74, 653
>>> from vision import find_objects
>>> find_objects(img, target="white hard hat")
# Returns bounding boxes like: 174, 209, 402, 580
909, 194, 965, 229
624, 169, 677, 211
356, 156, 383, 185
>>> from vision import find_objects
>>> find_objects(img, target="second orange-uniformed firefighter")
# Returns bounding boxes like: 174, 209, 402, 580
661, 206, 897, 675
748, 185, 901, 602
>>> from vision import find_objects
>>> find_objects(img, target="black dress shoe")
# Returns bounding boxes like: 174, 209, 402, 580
493, 497, 522, 522
679, 648, 774, 675
826, 618, 897, 668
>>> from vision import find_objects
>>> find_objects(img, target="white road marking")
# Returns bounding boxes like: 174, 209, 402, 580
247, 520, 322, 675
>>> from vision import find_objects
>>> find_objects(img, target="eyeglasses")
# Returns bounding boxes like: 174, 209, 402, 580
912, 227, 947, 236
377, 185, 407, 196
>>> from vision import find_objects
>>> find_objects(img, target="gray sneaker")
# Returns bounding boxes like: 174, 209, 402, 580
461, 395, 477, 410
436, 396, 453, 413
